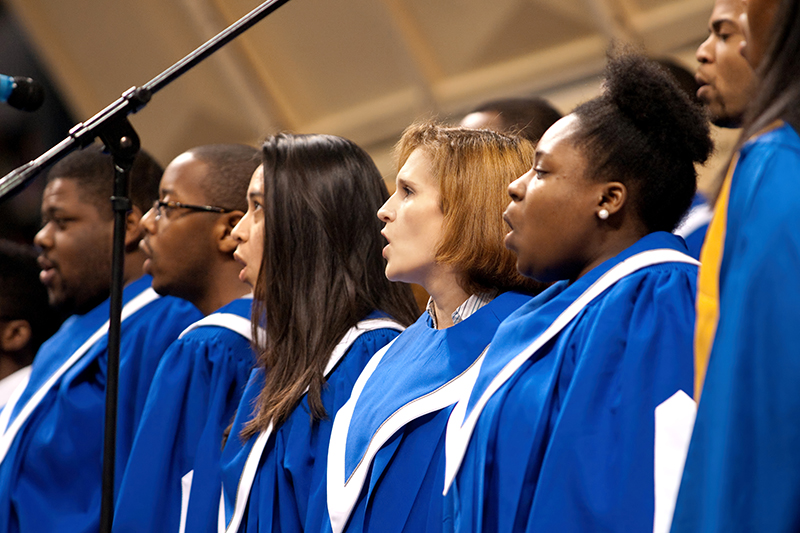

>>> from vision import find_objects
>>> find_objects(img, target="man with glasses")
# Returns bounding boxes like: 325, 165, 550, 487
0, 240, 64, 405
113, 144, 260, 533
0, 145, 201, 533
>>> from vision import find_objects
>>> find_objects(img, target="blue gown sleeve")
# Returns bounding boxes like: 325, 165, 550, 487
234, 327, 401, 533
113, 328, 253, 533
671, 135, 800, 532
4, 295, 200, 533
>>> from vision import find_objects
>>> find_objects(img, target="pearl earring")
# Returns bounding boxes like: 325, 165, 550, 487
597, 208, 609, 220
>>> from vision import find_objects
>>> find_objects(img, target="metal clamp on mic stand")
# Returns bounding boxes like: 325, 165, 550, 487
0, 1, 293, 531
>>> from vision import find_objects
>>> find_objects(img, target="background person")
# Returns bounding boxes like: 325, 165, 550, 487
0, 240, 63, 404
216, 133, 419, 533
671, 0, 800, 530
459, 96, 562, 143
0, 145, 201, 533
443, 53, 712, 533
113, 144, 259, 533
324, 124, 542, 533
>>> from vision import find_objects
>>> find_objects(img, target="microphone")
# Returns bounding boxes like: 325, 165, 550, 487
0, 74, 45, 111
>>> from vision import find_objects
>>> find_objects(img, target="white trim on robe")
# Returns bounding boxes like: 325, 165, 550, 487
221, 318, 406, 533
326, 341, 489, 533
442, 249, 700, 494
177, 304, 256, 533
0, 287, 161, 465
674, 203, 713, 239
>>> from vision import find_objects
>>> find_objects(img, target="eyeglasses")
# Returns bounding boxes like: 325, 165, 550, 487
152, 200, 233, 221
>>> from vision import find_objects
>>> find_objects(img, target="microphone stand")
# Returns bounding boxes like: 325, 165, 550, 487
0, 0, 293, 531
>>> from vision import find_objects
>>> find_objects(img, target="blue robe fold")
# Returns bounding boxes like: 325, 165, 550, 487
448, 232, 698, 533
0, 275, 201, 533
325, 292, 532, 533
219, 314, 404, 533
113, 297, 255, 533
671, 123, 800, 532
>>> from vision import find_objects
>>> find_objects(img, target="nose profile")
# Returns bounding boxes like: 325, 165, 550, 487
377, 198, 395, 223
508, 172, 529, 202
140, 207, 157, 234
34, 222, 53, 250
231, 213, 249, 243
696, 34, 713, 64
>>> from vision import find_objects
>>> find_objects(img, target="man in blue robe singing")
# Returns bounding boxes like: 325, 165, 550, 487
0, 145, 201, 533
113, 144, 259, 533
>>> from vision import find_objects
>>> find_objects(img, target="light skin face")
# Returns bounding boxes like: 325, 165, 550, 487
696, 0, 758, 127
377, 148, 468, 328
139, 152, 242, 312
504, 114, 628, 283
740, 0, 780, 69
34, 178, 115, 314
231, 166, 266, 288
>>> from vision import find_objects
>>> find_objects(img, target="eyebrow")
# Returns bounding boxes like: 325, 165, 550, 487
711, 18, 739, 33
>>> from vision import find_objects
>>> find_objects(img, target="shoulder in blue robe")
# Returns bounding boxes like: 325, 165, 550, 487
113, 296, 255, 533
672, 123, 800, 533
675, 192, 712, 260
448, 232, 697, 533
219, 312, 404, 533
0, 275, 201, 533
325, 292, 532, 533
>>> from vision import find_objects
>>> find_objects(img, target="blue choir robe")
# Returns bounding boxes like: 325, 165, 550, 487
444, 232, 699, 533
671, 122, 800, 532
325, 292, 532, 533
219, 314, 406, 533
0, 275, 201, 533
674, 193, 712, 260
113, 296, 255, 533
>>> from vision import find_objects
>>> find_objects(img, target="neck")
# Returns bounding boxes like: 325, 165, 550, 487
123, 248, 147, 286
0, 354, 26, 382
191, 261, 250, 316
424, 268, 471, 330
574, 225, 648, 282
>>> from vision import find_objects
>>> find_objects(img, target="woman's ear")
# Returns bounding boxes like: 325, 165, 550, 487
598, 181, 627, 215
217, 211, 244, 254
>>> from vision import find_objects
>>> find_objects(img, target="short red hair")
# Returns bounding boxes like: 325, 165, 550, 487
395, 123, 542, 295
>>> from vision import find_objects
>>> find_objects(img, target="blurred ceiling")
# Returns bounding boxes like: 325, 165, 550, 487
5, 0, 715, 174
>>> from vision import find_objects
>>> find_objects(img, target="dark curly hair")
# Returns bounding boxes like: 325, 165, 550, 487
571, 53, 713, 233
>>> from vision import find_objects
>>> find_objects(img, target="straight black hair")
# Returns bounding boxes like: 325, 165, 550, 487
243, 133, 420, 437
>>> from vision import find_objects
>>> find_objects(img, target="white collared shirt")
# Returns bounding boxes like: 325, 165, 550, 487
426, 291, 498, 329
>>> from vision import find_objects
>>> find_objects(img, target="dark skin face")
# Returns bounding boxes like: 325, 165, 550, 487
34, 178, 115, 314
695, 0, 758, 127
504, 114, 637, 283
139, 153, 242, 311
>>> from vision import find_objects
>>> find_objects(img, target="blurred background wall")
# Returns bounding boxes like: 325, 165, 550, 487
0, 0, 738, 242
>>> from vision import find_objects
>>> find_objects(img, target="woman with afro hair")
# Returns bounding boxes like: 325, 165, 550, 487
442, 53, 713, 533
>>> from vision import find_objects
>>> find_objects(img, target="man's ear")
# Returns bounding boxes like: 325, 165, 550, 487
598, 181, 627, 216
217, 211, 244, 254
124, 205, 145, 248
0, 320, 32, 352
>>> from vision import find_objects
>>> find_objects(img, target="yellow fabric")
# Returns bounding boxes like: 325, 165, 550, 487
694, 157, 735, 400
693, 120, 784, 400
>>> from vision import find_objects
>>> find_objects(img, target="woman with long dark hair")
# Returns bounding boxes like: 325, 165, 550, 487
671, 1, 800, 530
324, 124, 542, 533
442, 54, 712, 533
211, 133, 419, 533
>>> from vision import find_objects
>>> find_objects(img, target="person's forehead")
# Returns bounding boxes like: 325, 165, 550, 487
160, 154, 211, 201
712, 0, 745, 20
